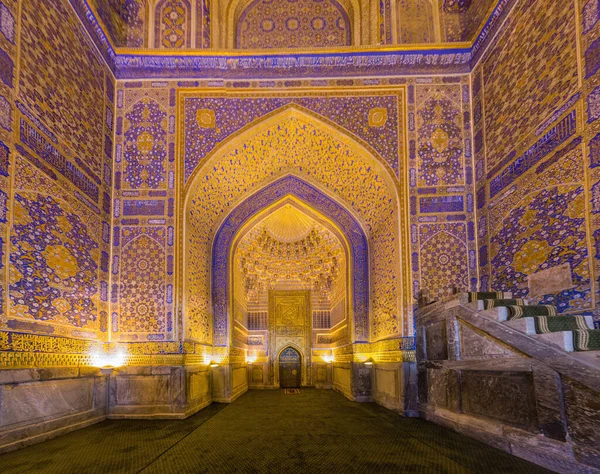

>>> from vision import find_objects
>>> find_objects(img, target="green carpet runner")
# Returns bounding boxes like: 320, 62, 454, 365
468, 291, 505, 302
573, 330, 600, 351
472, 291, 599, 352
533, 315, 590, 334
506, 305, 557, 320
481, 299, 525, 309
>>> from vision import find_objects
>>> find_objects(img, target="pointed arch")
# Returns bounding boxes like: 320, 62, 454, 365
183, 105, 407, 345
419, 229, 468, 300
183, 104, 399, 196
212, 175, 368, 346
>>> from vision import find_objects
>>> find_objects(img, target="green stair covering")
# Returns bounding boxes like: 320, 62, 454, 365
533, 316, 590, 334
474, 290, 600, 352
468, 291, 504, 302
573, 329, 600, 351
481, 299, 524, 309
507, 305, 557, 320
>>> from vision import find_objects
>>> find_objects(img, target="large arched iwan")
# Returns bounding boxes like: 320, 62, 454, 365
211, 175, 369, 346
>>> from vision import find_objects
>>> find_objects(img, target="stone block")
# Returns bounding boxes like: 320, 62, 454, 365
375, 366, 396, 398
427, 368, 448, 408
251, 365, 264, 384
532, 364, 567, 441
460, 370, 538, 431
425, 322, 448, 360
114, 375, 169, 406
189, 371, 210, 401
459, 323, 520, 359
0, 378, 94, 428
232, 367, 247, 390
0, 370, 39, 385
562, 376, 600, 468
37, 368, 80, 381
528, 263, 573, 298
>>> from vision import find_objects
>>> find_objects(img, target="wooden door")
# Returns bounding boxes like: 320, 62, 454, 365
279, 347, 301, 388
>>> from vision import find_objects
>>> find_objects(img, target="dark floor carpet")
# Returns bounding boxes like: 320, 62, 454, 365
0, 389, 553, 474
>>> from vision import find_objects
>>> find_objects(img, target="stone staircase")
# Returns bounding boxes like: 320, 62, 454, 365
466, 291, 600, 353
416, 291, 600, 473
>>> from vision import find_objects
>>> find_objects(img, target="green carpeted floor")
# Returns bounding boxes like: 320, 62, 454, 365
0, 389, 553, 474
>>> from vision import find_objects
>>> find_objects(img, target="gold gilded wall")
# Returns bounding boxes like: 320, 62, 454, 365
474, 0, 600, 327
76, 0, 502, 51
107, 78, 477, 349
0, 0, 115, 345
183, 103, 403, 344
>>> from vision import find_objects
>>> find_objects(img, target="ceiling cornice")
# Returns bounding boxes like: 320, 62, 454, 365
68, 0, 517, 80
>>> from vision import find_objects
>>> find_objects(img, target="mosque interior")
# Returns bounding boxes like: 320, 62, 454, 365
0, 0, 599, 472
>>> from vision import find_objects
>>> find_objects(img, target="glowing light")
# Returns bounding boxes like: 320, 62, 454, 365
246, 354, 257, 364
210, 361, 220, 368
363, 357, 375, 366
90, 346, 127, 369
323, 355, 334, 364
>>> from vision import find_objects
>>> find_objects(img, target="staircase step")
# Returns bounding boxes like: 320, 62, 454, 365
468, 291, 512, 303
505, 304, 558, 321
504, 315, 594, 335
477, 298, 525, 311
482, 304, 558, 322
573, 329, 600, 351
534, 329, 600, 352
535, 331, 575, 352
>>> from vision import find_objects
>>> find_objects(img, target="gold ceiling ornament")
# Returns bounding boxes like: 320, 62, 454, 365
235, 209, 345, 304
196, 109, 216, 129
368, 107, 388, 128
262, 204, 314, 243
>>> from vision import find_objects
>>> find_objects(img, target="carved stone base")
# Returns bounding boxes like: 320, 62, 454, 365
0, 368, 108, 454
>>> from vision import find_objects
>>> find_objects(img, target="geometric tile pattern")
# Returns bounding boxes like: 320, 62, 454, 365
396, 0, 435, 44
491, 185, 591, 313
583, 0, 600, 34
119, 228, 168, 336
419, 223, 468, 300
88, 0, 145, 47
197, 0, 211, 48
482, 0, 578, 173
416, 86, 464, 186
236, 0, 351, 49
0, 1, 15, 44
18, 0, 106, 177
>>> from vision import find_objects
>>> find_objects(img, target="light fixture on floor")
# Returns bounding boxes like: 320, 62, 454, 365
364, 357, 374, 366
210, 361, 220, 368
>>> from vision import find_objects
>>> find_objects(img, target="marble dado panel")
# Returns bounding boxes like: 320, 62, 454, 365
0, 378, 94, 428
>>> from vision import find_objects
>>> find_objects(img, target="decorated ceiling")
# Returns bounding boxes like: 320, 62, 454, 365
85, 0, 500, 50
234, 205, 346, 304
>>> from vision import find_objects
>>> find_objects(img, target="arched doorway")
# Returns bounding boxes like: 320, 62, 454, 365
279, 347, 301, 388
